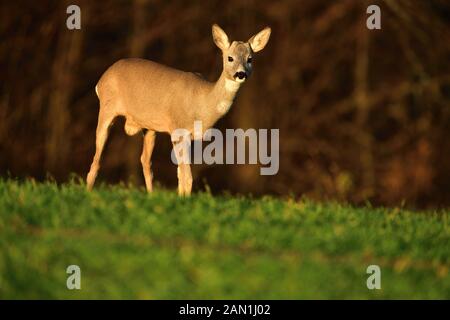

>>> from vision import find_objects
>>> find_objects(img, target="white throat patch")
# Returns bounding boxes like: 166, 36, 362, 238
217, 100, 232, 114
225, 79, 241, 92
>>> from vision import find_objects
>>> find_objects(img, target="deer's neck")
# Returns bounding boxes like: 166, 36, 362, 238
193, 71, 242, 132
209, 71, 242, 116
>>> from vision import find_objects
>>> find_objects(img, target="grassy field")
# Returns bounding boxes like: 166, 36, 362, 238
0, 179, 449, 299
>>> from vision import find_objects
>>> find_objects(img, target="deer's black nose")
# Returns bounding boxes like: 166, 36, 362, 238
235, 71, 247, 80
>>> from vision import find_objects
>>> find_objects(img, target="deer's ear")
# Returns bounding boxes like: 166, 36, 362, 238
212, 24, 230, 51
248, 27, 271, 53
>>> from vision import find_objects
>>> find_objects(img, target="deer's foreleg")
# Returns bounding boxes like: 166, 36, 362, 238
172, 136, 192, 196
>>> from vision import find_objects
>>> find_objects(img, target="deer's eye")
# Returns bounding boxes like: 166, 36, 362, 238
247, 57, 252, 63
228, 56, 234, 62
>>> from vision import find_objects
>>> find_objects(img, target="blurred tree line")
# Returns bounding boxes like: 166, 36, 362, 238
1, 0, 450, 207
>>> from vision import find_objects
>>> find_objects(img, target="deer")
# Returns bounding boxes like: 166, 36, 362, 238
86, 24, 271, 196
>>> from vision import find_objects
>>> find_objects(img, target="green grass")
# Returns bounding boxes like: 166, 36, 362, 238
0, 179, 449, 299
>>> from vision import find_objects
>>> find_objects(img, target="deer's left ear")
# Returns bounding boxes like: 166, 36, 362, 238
212, 24, 230, 51
248, 27, 271, 52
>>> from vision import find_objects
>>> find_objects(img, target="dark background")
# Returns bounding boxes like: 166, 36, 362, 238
1, 0, 450, 208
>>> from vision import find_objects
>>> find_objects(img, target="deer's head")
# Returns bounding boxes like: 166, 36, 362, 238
212, 24, 271, 83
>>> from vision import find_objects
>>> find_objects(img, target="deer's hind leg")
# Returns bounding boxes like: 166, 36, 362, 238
86, 107, 116, 190
140, 130, 156, 192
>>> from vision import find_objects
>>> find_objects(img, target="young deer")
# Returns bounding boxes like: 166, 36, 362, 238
86, 24, 271, 195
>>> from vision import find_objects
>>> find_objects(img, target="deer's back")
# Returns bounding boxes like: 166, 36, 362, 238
97, 58, 212, 133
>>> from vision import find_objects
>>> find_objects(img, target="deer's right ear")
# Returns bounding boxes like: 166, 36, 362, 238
212, 24, 230, 51
248, 27, 271, 53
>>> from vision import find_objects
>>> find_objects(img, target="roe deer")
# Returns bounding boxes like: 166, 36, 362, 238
86, 24, 271, 195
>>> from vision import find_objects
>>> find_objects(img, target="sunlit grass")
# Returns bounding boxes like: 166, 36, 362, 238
0, 179, 449, 299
